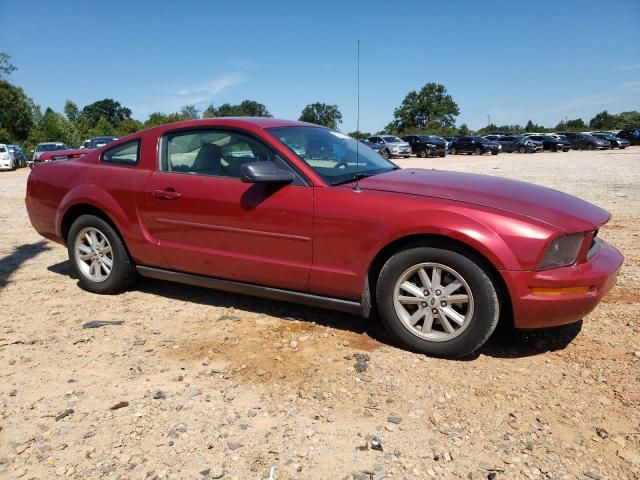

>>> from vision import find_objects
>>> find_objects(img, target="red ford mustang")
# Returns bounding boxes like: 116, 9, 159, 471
25, 118, 623, 357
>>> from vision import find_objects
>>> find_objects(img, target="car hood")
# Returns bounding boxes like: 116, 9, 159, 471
356, 169, 610, 232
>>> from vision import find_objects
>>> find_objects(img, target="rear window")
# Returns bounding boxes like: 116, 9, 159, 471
0, 146, 6, 152
101, 140, 140, 165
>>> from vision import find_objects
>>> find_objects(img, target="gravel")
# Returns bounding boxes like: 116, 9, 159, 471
1, 149, 639, 478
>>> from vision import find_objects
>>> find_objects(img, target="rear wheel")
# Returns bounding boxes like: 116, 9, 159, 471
376, 246, 500, 358
68, 215, 136, 294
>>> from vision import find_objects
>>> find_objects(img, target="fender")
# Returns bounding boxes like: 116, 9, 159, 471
56, 184, 133, 242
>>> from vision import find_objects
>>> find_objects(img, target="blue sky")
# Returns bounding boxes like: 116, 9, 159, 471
2, 0, 639, 132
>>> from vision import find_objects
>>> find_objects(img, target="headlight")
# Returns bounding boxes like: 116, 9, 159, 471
538, 233, 585, 270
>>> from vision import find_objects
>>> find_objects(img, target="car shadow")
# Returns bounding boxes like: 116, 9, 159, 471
475, 320, 583, 359
0, 241, 50, 290
45, 259, 584, 359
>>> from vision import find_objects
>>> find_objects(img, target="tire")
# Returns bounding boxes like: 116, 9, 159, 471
381, 150, 390, 160
552, 145, 557, 152
419, 148, 428, 158
586, 144, 594, 150
518, 146, 526, 154
474, 147, 482, 155
67, 214, 137, 294
491, 151, 499, 155
451, 147, 457, 155
376, 246, 500, 358
439, 152, 446, 158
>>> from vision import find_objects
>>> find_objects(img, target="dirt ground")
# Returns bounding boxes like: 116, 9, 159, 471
1, 147, 639, 480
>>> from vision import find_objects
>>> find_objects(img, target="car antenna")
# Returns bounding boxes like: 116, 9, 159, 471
353, 39, 361, 193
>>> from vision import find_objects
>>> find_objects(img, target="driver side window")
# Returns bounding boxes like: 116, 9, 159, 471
161, 129, 287, 179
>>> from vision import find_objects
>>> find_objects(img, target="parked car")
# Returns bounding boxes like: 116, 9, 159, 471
32, 142, 70, 162
615, 128, 640, 146
401, 135, 447, 158
563, 133, 609, 150
7, 144, 28, 167
592, 133, 630, 149
360, 139, 389, 159
0, 144, 16, 170
85, 136, 119, 149
526, 135, 571, 152
367, 135, 411, 158
451, 136, 501, 155
25, 118, 623, 358
442, 136, 458, 153
495, 135, 543, 153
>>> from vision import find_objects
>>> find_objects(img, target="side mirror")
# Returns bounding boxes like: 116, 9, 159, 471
30, 149, 35, 153
241, 161, 294, 184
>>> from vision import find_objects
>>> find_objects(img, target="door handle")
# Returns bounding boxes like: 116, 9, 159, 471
153, 189, 181, 200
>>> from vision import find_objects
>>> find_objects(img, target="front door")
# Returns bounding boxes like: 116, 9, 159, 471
140, 128, 314, 292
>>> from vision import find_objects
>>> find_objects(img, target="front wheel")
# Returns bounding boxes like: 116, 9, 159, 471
419, 148, 428, 158
586, 144, 594, 150
381, 150, 390, 160
67, 215, 137, 294
474, 147, 482, 155
518, 146, 526, 154
451, 147, 457, 155
376, 246, 500, 358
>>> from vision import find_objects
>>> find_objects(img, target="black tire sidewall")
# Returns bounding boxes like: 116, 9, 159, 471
67, 215, 136, 294
376, 247, 499, 358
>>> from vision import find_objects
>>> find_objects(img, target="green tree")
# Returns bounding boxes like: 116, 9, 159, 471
299, 102, 342, 128
144, 112, 181, 128
204, 100, 272, 118
457, 124, 471, 136
387, 83, 459, 133
0, 52, 17, 79
347, 130, 371, 139
81, 98, 132, 129
0, 80, 34, 143
180, 105, 200, 120
89, 116, 116, 137
614, 111, 640, 129
30, 107, 81, 147
64, 100, 80, 122
562, 118, 586, 131
114, 118, 144, 137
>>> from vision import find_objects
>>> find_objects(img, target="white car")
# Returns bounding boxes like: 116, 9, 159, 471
0, 144, 16, 170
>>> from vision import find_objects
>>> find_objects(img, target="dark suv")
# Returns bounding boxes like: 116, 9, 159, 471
526, 135, 572, 152
592, 133, 630, 149
451, 136, 500, 155
563, 133, 609, 150
495, 135, 543, 153
615, 128, 640, 146
401, 135, 447, 158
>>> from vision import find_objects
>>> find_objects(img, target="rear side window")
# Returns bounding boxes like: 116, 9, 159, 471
0, 146, 6, 152
101, 140, 140, 165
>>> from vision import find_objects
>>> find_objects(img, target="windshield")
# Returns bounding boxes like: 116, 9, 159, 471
36, 143, 66, 152
419, 135, 442, 142
267, 126, 396, 186
471, 136, 489, 143
382, 136, 403, 143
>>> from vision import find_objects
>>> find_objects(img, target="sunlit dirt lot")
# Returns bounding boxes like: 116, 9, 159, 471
1, 147, 639, 479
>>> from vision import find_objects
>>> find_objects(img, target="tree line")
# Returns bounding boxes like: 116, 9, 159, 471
1, 52, 638, 153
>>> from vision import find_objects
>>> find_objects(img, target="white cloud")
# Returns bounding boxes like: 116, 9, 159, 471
175, 73, 246, 105
622, 80, 640, 92
616, 64, 640, 71
544, 93, 614, 113
132, 73, 246, 117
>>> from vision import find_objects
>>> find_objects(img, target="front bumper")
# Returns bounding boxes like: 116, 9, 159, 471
0, 160, 13, 170
502, 240, 623, 329
390, 147, 412, 157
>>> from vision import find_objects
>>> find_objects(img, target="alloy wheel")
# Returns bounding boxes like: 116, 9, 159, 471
74, 227, 114, 282
393, 262, 474, 342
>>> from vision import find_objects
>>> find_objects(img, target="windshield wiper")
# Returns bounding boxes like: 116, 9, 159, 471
331, 172, 379, 186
